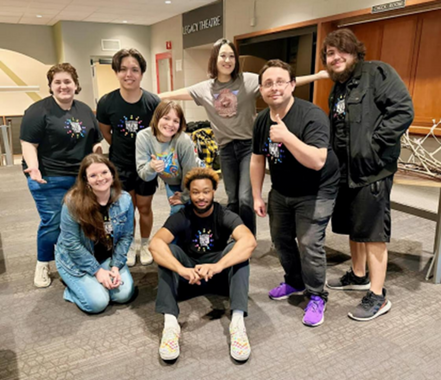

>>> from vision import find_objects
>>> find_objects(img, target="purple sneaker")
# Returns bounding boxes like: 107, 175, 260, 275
268, 282, 305, 300
302, 295, 326, 327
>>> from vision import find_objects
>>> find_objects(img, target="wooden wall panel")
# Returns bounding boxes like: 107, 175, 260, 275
349, 23, 383, 61
380, 16, 418, 89
412, 10, 441, 125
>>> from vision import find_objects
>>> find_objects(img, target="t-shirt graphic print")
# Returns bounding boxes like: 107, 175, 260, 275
213, 89, 238, 117
157, 148, 179, 178
65, 118, 87, 138
118, 115, 145, 138
262, 137, 285, 164
192, 227, 214, 252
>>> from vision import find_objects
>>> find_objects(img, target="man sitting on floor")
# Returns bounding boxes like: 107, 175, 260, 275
149, 167, 257, 362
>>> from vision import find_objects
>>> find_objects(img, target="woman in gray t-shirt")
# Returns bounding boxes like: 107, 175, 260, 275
159, 38, 327, 235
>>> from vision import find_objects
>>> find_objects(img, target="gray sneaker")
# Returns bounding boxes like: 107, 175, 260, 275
348, 288, 392, 321
327, 269, 370, 291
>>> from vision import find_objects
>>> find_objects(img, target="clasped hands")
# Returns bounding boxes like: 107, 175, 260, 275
95, 267, 122, 289
178, 263, 223, 285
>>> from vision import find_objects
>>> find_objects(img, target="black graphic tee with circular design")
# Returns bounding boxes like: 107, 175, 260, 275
20, 96, 103, 176
93, 204, 114, 264
96, 89, 160, 168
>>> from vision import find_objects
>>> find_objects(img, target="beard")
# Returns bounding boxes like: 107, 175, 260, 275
327, 58, 358, 83
192, 199, 214, 215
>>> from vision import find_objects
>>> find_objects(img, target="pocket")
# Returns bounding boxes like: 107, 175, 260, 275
347, 89, 367, 124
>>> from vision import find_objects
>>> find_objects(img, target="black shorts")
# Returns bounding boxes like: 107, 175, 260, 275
114, 164, 157, 196
332, 175, 393, 242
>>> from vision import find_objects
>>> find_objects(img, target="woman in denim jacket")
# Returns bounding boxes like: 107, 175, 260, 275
55, 154, 135, 313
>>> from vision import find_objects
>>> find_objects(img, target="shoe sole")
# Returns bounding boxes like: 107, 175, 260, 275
140, 259, 153, 266
34, 281, 51, 288
230, 349, 251, 362
302, 304, 326, 327
326, 283, 371, 291
159, 349, 180, 361
269, 290, 305, 300
348, 300, 392, 322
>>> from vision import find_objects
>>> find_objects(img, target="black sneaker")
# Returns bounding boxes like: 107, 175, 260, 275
348, 288, 392, 321
326, 269, 370, 291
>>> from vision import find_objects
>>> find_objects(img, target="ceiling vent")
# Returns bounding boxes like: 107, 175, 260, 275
101, 39, 121, 51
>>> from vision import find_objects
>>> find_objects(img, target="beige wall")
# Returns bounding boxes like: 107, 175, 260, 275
225, 0, 399, 40
151, 15, 184, 95
58, 21, 153, 109
183, 48, 211, 122
0, 24, 56, 65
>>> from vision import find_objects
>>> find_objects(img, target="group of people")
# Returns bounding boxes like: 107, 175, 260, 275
20, 28, 414, 362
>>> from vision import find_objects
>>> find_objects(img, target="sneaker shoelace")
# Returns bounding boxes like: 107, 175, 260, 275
340, 271, 353, 285
360, 293, 376, 309
305, 298, 323, 313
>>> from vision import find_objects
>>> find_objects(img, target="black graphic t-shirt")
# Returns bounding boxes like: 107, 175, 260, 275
163, 202, 243, 258
20, 96, 103, 176
96, 89, 160, 168
253, 98, 340, 198
93, 204, 114, 264
331, 82, 349, 183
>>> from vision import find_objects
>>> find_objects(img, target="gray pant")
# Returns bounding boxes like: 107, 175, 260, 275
155, 242, 250, 317
268, 189, 335, 301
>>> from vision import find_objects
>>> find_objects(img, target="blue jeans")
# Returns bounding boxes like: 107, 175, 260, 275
57, 258, 135, 314
268, 189, 335, 301
27, 176, 76, 262
165, 183, 185, 215
219, 140, 256, 235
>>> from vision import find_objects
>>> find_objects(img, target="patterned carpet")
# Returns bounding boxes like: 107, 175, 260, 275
1, 164, 441, 380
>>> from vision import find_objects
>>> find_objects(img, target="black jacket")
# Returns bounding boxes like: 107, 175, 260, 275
329, 60, 414, 187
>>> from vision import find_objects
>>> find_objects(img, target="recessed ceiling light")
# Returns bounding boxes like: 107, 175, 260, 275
165, 1, 171, 4
123, 20, 128, 23
36, 15, 42, 18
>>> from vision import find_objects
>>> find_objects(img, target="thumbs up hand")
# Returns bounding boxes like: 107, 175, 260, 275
269, 114, 289, 144
150, 154, 165, 173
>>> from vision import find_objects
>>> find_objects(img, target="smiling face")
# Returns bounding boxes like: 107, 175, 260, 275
189, 178, 215, 216
86, 163, 113, 196
157, 108, 181, 142
216, 44, 236, 79
116, 56, 143, 91
50, 72, 77, 105
325, 46, 356, 83
259, 67, 295, 109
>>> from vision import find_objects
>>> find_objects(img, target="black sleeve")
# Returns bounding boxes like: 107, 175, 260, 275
252, 111, 268, 155
163, 212, 188, 238
90, 109, 103, 143
20, 102, 46, 144
96, 94, 110, 125
222, 209, 244, 234
301, 109, 330, 149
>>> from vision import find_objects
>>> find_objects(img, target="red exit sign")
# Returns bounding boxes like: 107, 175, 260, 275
166, 41, 172, 50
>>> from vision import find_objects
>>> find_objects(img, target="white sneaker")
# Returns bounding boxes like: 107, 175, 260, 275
230, 323, 251, 361
34, 261, 51, 288
140, 244, 153, 265
159, 327, 180, 361
126, 243, 137, 267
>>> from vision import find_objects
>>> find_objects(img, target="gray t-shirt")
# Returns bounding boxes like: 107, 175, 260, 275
188, 72, 260, 147
136, 127, 199, 201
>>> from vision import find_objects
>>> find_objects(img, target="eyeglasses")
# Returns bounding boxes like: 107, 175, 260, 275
261, 81, 292, 89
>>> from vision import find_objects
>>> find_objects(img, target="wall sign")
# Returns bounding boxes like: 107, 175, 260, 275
372, 0, 406, 13
182, 1, 223, 49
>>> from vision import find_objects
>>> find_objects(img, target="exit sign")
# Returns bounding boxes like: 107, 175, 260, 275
372, 0, 406, 13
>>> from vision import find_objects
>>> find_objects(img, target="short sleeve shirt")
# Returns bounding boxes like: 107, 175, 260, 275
187, 73, 259, 147
253, 98, 340, 198
20, 96, 103, 177
163, 203, 243, 257
96, 89, 160, 168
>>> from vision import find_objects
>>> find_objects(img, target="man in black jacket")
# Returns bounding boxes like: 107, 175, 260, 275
322, 29, 414, 321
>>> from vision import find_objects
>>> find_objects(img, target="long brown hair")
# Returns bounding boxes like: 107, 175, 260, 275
150, 100, 186, 138
65, 154, 122, 247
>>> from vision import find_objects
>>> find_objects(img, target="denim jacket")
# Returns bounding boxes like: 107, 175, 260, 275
55, 190, 134, 277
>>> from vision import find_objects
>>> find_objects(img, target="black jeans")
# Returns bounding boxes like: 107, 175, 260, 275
155, 242, 250, 317
268, 189, 335, 301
